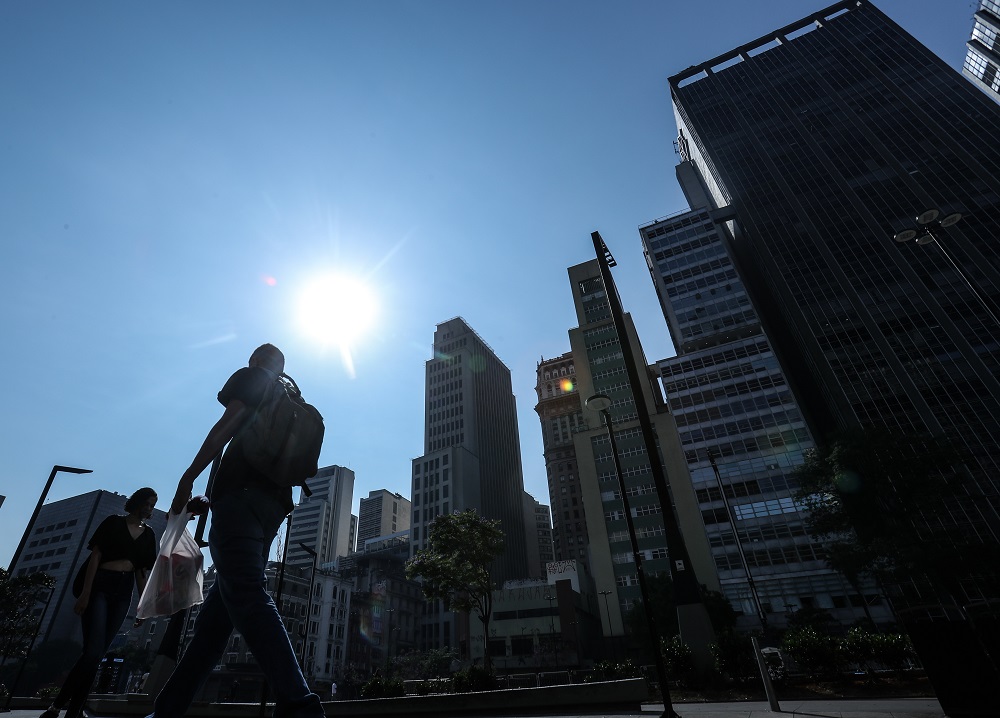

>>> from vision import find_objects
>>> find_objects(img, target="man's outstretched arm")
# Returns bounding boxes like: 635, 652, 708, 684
171, 399, 249, 514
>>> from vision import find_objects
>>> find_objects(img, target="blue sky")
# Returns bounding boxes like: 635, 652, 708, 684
0, 0, 975, 567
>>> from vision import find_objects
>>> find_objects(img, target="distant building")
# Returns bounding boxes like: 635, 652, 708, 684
356, 490, 410, 547
564, 260, 720, 639
522, 492, 553, 579
10, 490, 168, 654
287, 465, 356, 568
533, 352, 590, 564
964, 1, 1000, 103
410, 317, 530, 653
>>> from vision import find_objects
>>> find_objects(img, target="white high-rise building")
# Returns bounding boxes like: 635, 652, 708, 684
287, 465, 355, 569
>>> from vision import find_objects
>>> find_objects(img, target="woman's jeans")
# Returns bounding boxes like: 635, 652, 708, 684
152, 488, 323, 718
55, 569, 134, 716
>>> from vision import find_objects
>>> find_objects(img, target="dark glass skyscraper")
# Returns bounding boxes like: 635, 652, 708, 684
669, 2, 1000, 712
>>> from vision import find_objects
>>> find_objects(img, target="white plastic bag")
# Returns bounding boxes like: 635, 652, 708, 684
137, 510, 205, 618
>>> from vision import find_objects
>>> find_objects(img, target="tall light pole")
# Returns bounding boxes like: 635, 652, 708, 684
586, 393, 677, 718
297, 543, 318, 676
384, 607, 395, 672
543, 594, 556, 635
591, 232, 715, 666
598, 589, 614, 658
8, 465, 92, 571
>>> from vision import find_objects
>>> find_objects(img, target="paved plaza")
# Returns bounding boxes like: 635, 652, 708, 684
1, 697, 948, 718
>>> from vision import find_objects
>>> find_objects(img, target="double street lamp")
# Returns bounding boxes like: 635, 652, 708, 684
892, 208, 1000, 326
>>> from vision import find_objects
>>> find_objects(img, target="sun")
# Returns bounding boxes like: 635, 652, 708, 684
296, 272, 379, 349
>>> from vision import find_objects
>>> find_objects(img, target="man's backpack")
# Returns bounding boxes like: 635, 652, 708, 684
240, 372, 324, 494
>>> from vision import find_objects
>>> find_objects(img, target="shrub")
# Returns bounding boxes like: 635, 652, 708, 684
451, 665, 496, 693
781, 627, 844, 677
710, 632, 757, 681
359, 675, 404, 698
871, 631, 915, 672
585, 659, 641, 682
840, 626, 877, 673
661, 635, 697, 686
36, 686, 60, 699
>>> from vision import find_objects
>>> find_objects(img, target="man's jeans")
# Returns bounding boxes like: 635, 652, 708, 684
152, 488, 323, 718
55, 569, 133, 717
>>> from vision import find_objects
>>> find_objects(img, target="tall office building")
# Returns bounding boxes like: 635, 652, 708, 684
669, 1, 1000, 710
641, 203, 889, 630
287, 465, 355, 569
411, 317, 529, 650
964, 1, 1000, 103
534, 352, 590, 564
357, 490, 410, 545
565, 260, 720, 640
10, 490, 168, 658
522, 492, 554, 579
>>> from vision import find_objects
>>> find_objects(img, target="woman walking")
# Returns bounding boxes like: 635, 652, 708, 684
41, 487, 158, 718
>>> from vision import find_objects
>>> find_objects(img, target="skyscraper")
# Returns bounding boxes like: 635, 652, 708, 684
964, 1, 1000, 103
669, 0, 1000, 711
641, 202, 889, 630
411, 317, 529, 650
356, 490, 410, 546
287, 465, 355, 569
534, 352, 590, 564
565, 259, 720, 645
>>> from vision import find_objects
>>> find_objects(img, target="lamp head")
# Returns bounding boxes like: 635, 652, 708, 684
585, 394, 613, 412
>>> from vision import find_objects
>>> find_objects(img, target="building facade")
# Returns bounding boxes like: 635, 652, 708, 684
565, 260, 720, 641
668, 0, 1000, 709
410, 317, 530, 652
964, 1, 1000, 103
356, 490, 410, 547
641, 204, 889, 629
533, 352, 590, 565
522, 492, 554, 579
10, 490, 168, 656
287, 465, 356, 569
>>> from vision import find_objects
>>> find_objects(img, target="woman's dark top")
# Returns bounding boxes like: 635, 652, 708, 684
88, 515, 157, 570
213, 366, 293, 511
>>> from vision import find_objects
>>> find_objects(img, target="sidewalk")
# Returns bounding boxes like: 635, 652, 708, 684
0, 697, 948, 718
650, 698, 945, 717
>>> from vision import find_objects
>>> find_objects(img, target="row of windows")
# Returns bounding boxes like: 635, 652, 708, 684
661, 340, 770, 379
678, 411, 803, 445
34, 518, 78, 534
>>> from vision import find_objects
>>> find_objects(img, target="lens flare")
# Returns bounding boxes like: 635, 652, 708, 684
560, 378, 575, 392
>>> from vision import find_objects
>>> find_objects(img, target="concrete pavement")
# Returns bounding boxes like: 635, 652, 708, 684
0, 697, 949, 718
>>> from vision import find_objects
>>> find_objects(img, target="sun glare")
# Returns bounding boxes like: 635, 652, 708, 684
296, 273, 379, 349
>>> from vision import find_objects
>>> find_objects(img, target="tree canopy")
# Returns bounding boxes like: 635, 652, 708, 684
405, 509, 504, 670
0, 568, 55, 662
793, 427, 982, 598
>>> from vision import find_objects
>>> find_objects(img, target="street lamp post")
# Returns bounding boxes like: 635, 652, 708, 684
706, 451, 779, 711
586, 393, 677, 718
598, 590, 614, 658
893, 209, 1000, 325
7, 465, 92, 571
384, 608, 395, 672
297, 543, 318, 678
543, 594, 556, 635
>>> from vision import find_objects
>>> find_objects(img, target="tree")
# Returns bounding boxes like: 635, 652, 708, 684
405, 510, 504, 673
793, 428, 981, 604
0, 568, 55, 664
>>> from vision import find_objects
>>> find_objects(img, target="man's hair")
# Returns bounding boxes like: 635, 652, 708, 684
251, 343, 285, 373
125, 487, 157, 513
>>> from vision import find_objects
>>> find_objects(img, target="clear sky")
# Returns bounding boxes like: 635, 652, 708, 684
0, 0, 975, 567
